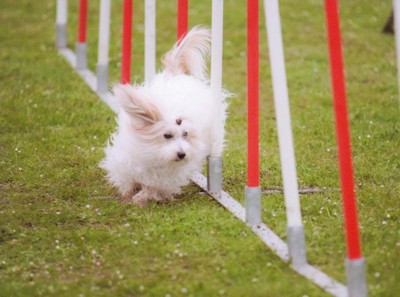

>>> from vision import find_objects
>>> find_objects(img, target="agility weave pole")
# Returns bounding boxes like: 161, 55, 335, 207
121, 0, 133, 84
207, 0, 225, 194
55, 1, 367, 296
324, 0, 367, 296
245, 0, 262, 227
97, 0, 111, 93
263, 0, 307, 267
394, 0, 400, 99
144, 0, 156, 82
177, 0, 188, 41
76, 0, 88, 70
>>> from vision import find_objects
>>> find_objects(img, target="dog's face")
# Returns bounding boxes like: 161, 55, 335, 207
159, 118, 191, 161
133, 117, 204, 166
114, 84, 205, 166
153, 117, 200, 163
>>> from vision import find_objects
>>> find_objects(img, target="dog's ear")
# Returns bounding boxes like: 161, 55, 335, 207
113, 84, 161, 129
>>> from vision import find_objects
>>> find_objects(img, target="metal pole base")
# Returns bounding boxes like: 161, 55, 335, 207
76, 42, 87, 70
245, 186, 262, 226
96, 64, 109, 93
56, 24, 67, 48
346, 257, 367, 297
287, 225, 307, 267
207, 156, 222, 193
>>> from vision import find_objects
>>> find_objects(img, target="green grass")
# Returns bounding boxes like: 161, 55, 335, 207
1, 0, 399, 296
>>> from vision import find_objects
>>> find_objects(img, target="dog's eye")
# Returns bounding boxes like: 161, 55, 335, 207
163, 133, 173, 140
183, 132, 188, 138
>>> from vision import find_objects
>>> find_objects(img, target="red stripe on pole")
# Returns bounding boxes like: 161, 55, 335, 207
324, 0, 362, 260
78, 0, 88, 43
177, 0, 188, 41
121, 0, 133, 84
247, 0, 260, 187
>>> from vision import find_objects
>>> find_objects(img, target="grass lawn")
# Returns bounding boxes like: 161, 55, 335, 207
1, 0, 399, 296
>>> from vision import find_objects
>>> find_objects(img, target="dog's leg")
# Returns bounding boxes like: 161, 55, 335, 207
131, 186, 173, 206
119, 184, 141, 205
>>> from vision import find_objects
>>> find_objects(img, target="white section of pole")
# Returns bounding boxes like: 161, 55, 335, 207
56, 0, 68, 25
210, 0, 224, 157
97, 0, 111, 65
245, 186, 262, 226
97, 0, 111, 93
346, 258, 368, 297
394, 0, 400, 100
263, 0, 302, 227
145, 0, 156, 82
208, 0, 224, 193
56, 0, 68, 48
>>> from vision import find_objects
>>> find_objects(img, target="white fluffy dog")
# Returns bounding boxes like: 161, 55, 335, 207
100, 27, 229, 206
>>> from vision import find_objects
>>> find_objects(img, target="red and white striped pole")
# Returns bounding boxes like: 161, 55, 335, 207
121, 0, 133, 84
245, 0, 262, 226
76, 0, 88, 69
177, 0, 188, 41
324, 1, 367, 296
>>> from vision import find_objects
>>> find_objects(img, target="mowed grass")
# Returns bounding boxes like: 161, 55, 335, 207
0, 0, 399, 296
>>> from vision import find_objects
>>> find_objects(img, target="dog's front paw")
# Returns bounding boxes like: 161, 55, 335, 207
131, 188, 173, 206
118, 195, 137, 205
119, 186, 141, 205
131, 190, 151, 207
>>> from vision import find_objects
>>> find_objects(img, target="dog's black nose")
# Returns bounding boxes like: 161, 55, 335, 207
177, 152, 186, 160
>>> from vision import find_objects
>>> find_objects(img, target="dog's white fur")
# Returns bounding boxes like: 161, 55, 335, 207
100, 27, 229, 206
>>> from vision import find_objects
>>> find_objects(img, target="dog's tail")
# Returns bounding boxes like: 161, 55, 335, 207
162, 26, 211, 81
